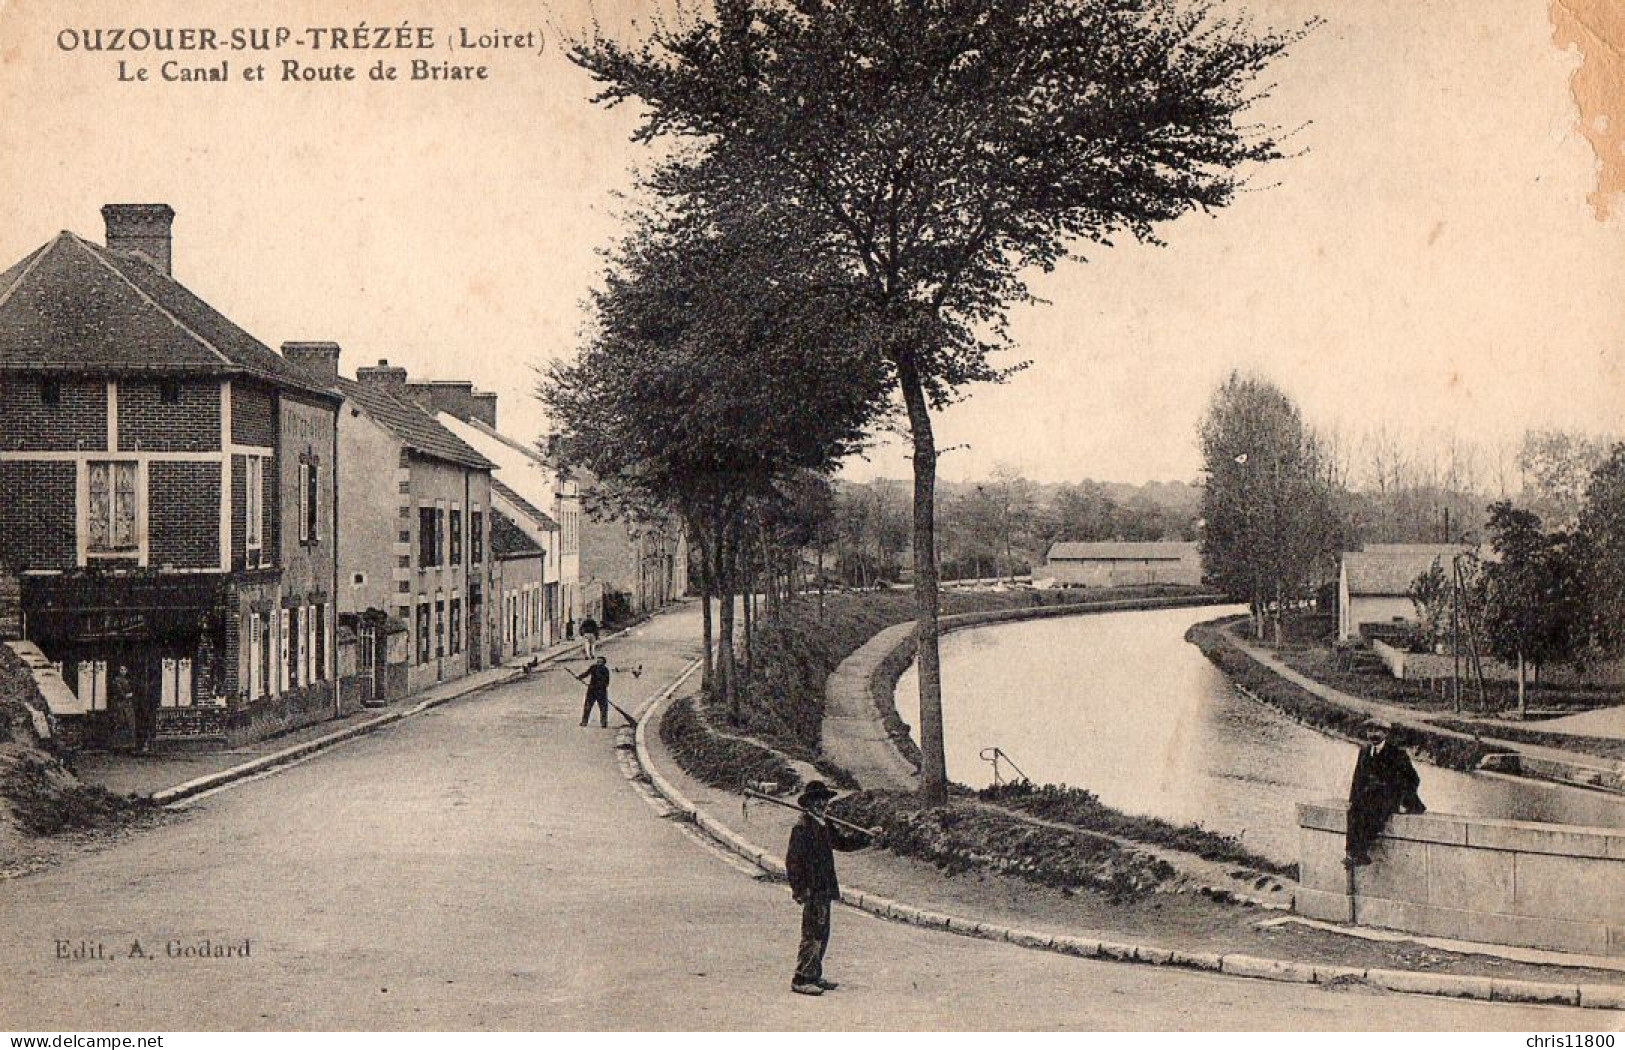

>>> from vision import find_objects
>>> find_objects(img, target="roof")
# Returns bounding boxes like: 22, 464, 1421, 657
436, 412, 571, 524
0, 231, 336, 399
1047, 541, 1199, 562
333, 377, 496, 471
1341, 545, 1471, 597
491, 508, 546, 558
490, 477, 559, 531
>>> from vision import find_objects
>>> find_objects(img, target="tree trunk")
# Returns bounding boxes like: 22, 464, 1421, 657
693, 519, 715, 691
714, 522, 738, 721
1517, 651, 1526, 718
897, 357, 947, 807
816, 544, 825, 621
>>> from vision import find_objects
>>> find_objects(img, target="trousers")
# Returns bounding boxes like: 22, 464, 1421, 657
581, 694, 608, 726
794, 898, 831, 984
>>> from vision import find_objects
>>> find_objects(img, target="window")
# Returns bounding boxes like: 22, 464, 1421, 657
315, 604, 328, 681
160, 657, 192, 707
449, 597, 462, 655
471, 511, 483, 563
249, 612, 262, 701
287, 605, 301, 688
416, 602, 431, 664
41, 378, 61, 405
75, 660, 107, 710
299, 460, 320, 544
245, 456, 264, 555
259, 612, 273, 698
279, 609, 291, 695
418, 507, 439, 567
449, 508, 463, 565
435, 598, 446, 658
303, 605, 316, 685
160, 380, 180, 404
437, 508, 447, 566
87, 460, 139, 556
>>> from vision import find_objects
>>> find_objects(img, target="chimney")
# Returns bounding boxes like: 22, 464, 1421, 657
102, 203, 175, 275
281, 341, 341, 380
403, 380, 496, 427
355, 358, 408, 395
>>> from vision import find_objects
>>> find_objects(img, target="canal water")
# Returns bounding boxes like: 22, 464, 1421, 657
894, 605, 1625, 864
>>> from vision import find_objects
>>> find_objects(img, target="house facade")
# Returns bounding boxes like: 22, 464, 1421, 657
283, 351, 496, 700
406, 386, 587, 640
1337, 543, 1473, 641
490, 508, 548, 661
1043, 541, 1202, 588
0, 205, 345, 747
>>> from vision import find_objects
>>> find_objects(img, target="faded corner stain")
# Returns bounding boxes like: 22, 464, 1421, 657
1550, 0, 1625, 220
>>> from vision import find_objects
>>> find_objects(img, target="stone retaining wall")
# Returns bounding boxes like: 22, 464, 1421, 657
1297, 800, 1625, 956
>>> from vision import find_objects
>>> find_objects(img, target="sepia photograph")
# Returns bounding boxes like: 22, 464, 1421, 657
0, 0, 1622, 1036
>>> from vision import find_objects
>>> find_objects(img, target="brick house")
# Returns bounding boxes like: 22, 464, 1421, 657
0, 205, 344, 747
282, 350, 496, 700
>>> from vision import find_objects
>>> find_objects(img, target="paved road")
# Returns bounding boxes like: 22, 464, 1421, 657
0, 607, 1607, 1030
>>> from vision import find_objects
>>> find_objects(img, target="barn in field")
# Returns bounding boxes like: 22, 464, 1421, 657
1043, 541, 1202, 588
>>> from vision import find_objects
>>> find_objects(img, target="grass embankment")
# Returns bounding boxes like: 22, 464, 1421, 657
1275, 643, 1623, 717
978, 782, 1295, 878
0, 646, 147, 854
1185, 616, 1496, 771
662, 585, 1288, 898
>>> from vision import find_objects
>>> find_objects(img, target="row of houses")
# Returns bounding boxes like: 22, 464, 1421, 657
0, 204, 684, 750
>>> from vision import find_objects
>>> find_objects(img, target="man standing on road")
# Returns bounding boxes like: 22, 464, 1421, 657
110, 664, 140, 754
785, 780, 873, 997
574, 656, 611, 728
1345, 720, 1426, 866
579, 615, 600, 659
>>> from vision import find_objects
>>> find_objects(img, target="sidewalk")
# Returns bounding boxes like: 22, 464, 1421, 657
74, 636, 594, 800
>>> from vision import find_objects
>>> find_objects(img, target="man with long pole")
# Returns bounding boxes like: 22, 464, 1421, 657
785, 781, 875, 997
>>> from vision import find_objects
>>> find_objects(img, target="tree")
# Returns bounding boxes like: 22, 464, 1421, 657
1407, 558, 1450, 648
1517, 428, 1612, 530
1574, 443, 1625, 658
1198, 372, 1340, 641
574, 0, 1310, 804
1479, 501, 1582, 714
541, 212, 887, 717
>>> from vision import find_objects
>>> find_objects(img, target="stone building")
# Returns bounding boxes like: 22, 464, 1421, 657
281, 350, 497, 700
1043, 541, 1203, 588
0, 205, 345, 747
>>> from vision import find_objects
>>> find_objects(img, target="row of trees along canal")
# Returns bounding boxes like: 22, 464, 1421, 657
545, 0, 1312, 806
1198, 372, 1625, 709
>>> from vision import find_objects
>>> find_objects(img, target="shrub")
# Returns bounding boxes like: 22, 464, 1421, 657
831, 790, 1178, 902
979, 781, 1295, 878
660, 695, 799, 793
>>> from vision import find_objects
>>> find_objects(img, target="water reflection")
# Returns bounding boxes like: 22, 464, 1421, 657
895, 605, 1625, 863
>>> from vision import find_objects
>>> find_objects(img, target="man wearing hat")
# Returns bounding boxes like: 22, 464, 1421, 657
785, 780, 873, 996
1345, 720, 1426, 866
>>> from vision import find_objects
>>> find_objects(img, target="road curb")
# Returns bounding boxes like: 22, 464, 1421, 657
630, 666, 1625, 1012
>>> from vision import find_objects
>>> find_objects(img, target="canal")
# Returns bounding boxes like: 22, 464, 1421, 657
894, 604, 1625, 864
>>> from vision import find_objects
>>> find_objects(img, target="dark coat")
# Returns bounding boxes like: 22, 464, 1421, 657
1347, 742, 1425, 854
786, 813, 868, 903
581, 664, 610, 700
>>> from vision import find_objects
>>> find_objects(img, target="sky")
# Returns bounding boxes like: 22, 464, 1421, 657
0, 0, 1620, 488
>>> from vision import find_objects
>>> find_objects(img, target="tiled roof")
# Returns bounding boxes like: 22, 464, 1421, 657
490, 477, 559, 531
0, 232, 335, 398
1342, 545, 1471, 597
1047, 541, 1199, 562
333, 377, 496, 471
491, 508, 545, 557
